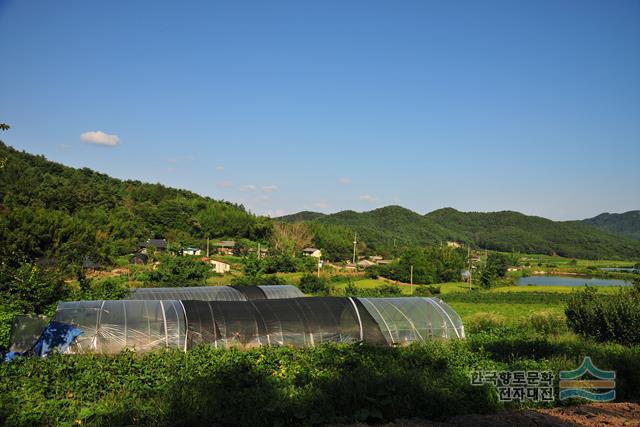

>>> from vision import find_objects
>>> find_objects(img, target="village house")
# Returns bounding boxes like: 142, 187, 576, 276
209, 259, 231, 274
139, 238, 167, 254
213, 240, 236, 256
302, 247, 322, 258
357, 259, 376, 268
182, 247, 202, 256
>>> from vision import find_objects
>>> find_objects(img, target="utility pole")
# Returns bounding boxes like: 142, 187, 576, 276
206, 237, 210, 258
468, 245, 472, 291
352, 232, 357, 265
257, 243, 261, 260
410, 265, 414, 295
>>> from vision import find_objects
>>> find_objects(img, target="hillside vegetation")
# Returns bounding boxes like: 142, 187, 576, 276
281, 206, 640, 260
583, 210, 640, 240
0, 142, 270, 268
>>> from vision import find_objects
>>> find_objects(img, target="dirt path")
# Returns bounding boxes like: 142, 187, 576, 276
344, 402, 640, 427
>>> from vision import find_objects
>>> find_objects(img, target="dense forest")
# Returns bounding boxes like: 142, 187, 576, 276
0, 142, 271, 268
583, 210, 640, 240
280, 206, 640, 260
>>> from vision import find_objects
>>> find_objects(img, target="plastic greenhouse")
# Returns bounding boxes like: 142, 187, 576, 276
126, 285, 304, 301
51, 297, 464, 354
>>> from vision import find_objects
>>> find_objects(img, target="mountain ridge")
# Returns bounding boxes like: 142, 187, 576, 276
583, 211, 640, 240
279, 206, 640, 260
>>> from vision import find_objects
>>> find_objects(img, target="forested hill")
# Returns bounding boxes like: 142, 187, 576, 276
583, 211, 640, 240
280, 206, 640, 260
0, 142, 270, 267
277, 211, 326, 222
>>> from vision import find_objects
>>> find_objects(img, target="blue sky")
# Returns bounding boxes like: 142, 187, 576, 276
1, 0, 639, 220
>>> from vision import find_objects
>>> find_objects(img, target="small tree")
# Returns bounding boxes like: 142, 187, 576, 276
298, 274, 329, 295
146, 255, 209, 287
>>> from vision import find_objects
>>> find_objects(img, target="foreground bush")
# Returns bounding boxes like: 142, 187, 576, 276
2, 335, 639, 426
0, 343, 499, 426
565, 286, 640, 346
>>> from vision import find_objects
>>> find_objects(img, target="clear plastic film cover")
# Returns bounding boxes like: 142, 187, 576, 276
357, 297, 465, 345
53, 300, 187, 354
126, 285, 304, 301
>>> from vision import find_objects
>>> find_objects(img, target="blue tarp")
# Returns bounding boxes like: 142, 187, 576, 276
3, 321, 82, 362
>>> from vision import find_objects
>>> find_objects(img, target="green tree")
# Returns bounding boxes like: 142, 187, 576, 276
146, 255, 209, 287
298, 274, 329, 295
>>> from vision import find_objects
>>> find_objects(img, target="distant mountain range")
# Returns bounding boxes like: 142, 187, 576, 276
279, 206, 640, 260
583, 211, 640, 240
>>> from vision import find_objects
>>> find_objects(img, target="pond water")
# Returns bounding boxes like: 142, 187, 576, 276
517, 275, 633, 287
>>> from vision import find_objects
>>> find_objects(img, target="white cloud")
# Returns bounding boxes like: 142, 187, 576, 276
338, 177, 351, 185
359, 194, 377, 203
217, 180, 233, 188
240, 184, 257, 192
215, 165, 224, 171
313, 201, 330, 209
262, 185, 279, 193
80, 130, 120, 146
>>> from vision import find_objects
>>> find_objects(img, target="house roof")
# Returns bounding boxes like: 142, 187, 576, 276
214, 240, 236, 248
129, 253, 149, 263
303, 248, 320, 253
140, 239, 167, 249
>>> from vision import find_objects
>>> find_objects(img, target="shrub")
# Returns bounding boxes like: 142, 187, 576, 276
565, 286, 640, 346
413, 285, 441, 296
298, 274, 329, 295
374, 283, 400, 295
524, 311, 567, 336
145, 255, 209, 287
465, 312, 507, 332
230, 274, 288, 287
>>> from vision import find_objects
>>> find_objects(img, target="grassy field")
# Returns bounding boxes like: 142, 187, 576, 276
329, 275, 631, 326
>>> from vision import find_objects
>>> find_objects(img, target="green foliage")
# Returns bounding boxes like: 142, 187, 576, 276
340, 282, 407, 298
2, 335, 640, 426
0, 262, 67, 314
145, 255, 209, 287
0, 142, 271, 269
478, 253, 510, 289
308, 222, 353, 261
465, 312, 507, 332
583, 210, 640, 240
73, 277, 130, 301
377, 246, 466, 285
0, 261, 131, 350
565, 286, 640, 346
413, 285, 441, 297
230, 274, 289, 287
442, 291, 572, 305
298, 274, 329, 295
290, 204, 640, 260
242, 253, 317, 277
525, 311, 567, 336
